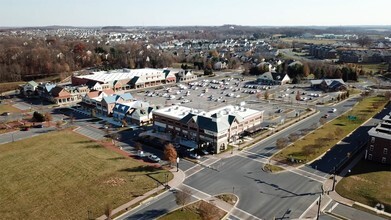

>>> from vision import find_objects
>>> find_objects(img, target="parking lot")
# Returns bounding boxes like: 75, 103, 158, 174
130, 76, 343, 128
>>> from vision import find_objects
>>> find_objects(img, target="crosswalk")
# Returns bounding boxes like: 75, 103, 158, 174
73, 126, 105, 140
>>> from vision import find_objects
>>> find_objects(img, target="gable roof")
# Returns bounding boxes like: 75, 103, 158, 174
26, 81, 38, 87
271, 72, 289, 81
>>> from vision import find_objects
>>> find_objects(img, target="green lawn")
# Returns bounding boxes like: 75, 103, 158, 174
0, 129, 172, 219
273, 96, 388, 164
336, 159, 391, 212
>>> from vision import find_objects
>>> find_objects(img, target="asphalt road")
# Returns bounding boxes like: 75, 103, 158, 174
0, 126, 55, 144
118, 94, 386, 220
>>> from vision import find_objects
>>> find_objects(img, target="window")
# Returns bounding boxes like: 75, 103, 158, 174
368, 154, 372, 160
371, 137, 375, 143
369, 145, 374, 151
382, 157, 386, 164
384, 148, 388, 154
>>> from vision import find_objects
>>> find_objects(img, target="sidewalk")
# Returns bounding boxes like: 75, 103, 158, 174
97, 167, 186, 220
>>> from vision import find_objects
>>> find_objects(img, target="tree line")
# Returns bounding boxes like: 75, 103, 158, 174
0, 36, 176, 83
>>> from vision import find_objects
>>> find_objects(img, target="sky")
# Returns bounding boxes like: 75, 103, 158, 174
0, 0, 390, 27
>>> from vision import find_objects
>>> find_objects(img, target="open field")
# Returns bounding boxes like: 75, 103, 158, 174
0, 129, 172, 219
357, 63, 389, 73
159, 200, 226, 220
280, 37, 340, 45
336, 159, 391, 212
0, 81, 24, 94
0, 104, 22, 113
273, 96, 388, 164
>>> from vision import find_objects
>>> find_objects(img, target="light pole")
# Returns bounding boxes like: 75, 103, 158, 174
176, 157, 179, 172
316, 194, 322, 220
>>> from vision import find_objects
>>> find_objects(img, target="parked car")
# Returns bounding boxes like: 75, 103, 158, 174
322, 114, 329, 118
1, 112, 10, 116
330, 108, 337, 113
200, 149, 209, 155
137, 150, 145, 158
148, 154, 161, 163
189, 153, 201, 159
20, 127, 30, 131
34, 124, 44, 128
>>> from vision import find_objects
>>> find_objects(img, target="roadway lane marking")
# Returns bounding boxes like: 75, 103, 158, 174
329, 202, 338, 212
237, 153, 268, 164
241, 150, 269, 159
181, 184, 212, 198
296, 168, 328, 181
299, 196, 319, 219
287, 169, 325, 183
231, 207, 262, 220
237, 154, 325, 183
185, 157, 221, 179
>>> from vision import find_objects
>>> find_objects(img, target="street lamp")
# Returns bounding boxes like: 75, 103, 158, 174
176, 157, 180, 172
330, 166, 337, 192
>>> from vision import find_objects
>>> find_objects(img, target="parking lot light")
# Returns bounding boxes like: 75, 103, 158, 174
176, 157, 179, 172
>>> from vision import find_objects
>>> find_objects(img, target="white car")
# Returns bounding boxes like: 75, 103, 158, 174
330, 108, 337, 113
148, 154, 161, 163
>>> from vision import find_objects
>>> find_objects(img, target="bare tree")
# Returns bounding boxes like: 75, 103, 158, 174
288, 133, 299, 142
69, 113, 75, 124
55, 120, 62, 130
334, 127, 343, 137
135, 142, 143, 151
44, 112, 53, 126
121, 118, 128, 127
175, 188, 192, 211
276, 138, 288, 149
104, 204, 112, 220
164, 143, 177, 167
264, 90, 270, 100
319, 117, 327, 125
256, 92, 262, 100
198, 201, 220, 220
385, 91, 391, 100
295, 91, 301, 101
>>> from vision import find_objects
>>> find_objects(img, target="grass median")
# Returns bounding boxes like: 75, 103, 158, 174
0, 129, 172, 219
272, 96, 388, 165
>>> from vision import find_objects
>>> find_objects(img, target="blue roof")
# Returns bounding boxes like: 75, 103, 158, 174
103, 93, 134, 104
45, 84, 56, 92
119, 93, 133, 100
113, 103, 131, 114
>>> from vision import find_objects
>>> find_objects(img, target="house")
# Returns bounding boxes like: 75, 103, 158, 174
37, 83, 56, 99
153, 105, 264, 153
21, 81, 38, 96
176, 69, 197, 82
213, 61, 228, 70
366, 112, 391, 164
310, 79, 347, 92
49, 85, 90, 105
257, 72, 291, 85
112, 100, 154, 125
50, 86, 72, 105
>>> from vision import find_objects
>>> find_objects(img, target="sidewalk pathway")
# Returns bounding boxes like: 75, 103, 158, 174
97, 167, 185, 220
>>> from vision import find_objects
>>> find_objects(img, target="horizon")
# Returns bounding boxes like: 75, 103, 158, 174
1, 0, 390, 27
